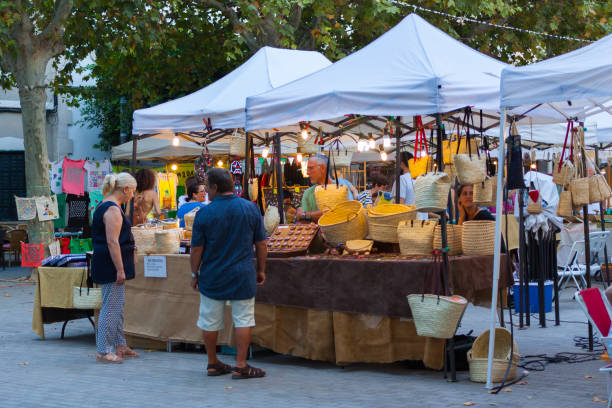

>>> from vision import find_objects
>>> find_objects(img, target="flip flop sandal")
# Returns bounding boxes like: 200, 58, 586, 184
232, 364, 265, 379
96, 353, 123, 364
117, 348, 140, 359
207, 361, 233, 376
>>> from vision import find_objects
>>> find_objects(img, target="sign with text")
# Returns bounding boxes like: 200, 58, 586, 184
144, 256, 167, 278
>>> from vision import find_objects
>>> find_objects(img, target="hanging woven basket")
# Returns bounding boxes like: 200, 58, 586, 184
433, 224, 463, 256
397, 220, 436, 256
318, 200, 367, 245
414, 172, 451, 212
569, 177, 590, 206
467, 328, 519, 383
314, 184, 349, 212
325, 149, 354, 168
462, 220, 495, 256
407, 293, 468, 339
552, 158, 574, 187
229, 130, 246, 157
454, 154, 487, 185
589, 174, 612, 204
557, 190, 573, 218
473, 178, 493, 205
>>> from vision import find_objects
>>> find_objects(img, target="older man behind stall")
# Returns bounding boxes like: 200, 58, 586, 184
297, 154, 358, 222
190, 168, 267, 379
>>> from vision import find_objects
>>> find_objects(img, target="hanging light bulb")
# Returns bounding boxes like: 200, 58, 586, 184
217, 160, 223, 167
301, 128, 309, 140
296, 153, 303, 163
530, 162, 537, 170
170, 163, 178, 171
262, 146, 270, 158
357, 140, 363, 152
369, 138, 376, 150
301, 160, 308, 177
383, 134, 391, 148
380, 150, 388, 161
172, 135, 180, 146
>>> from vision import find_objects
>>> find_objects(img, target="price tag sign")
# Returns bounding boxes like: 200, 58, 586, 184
144, 256, 167, 278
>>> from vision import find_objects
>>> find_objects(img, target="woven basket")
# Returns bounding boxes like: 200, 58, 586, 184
407, 294, 468, 339
161, 219, 179, 230
368, 204, 417, 224
298, 134, 319, 155
443, 164, 456, 184
73, 286, 102, 309
155, 229, 181, 254
442, 136, 479, 165
473, 178, 493, 205
557, 190, 573, 217
326, 149, 354, 168
552, 158, 574, 187
318, 201, 367, 245
397, 220, 436, 255
264, 205, 280, 235
526, 195, 542, 214
589, 174, 612, 203
570, 177, 590, 206
314, 184, 349, 212
131, 225, 159, 254
414, 172, 451, 212
368, 222, 401, 243
408, 156, 433, 179
462, 220, 495, 255
229, 131, 246, 157
183, 207, 200, 230
468, 328, 519, 383
454, 154, 487, 185
433, 224, 463, 255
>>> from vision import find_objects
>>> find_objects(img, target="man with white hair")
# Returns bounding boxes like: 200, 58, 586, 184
296, 154, 357, 222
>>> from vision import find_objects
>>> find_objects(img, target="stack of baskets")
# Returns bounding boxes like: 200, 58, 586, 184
366, 204, 416, 243
462, 220, 495, 255
318, 200, 367, 246
467, 328, 519, 383
132, 224, 160, 254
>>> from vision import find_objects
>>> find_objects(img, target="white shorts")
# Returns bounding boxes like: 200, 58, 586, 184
196, 294, 255, 332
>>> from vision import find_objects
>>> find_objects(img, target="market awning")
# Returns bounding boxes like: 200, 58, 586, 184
111, 133, 229, 161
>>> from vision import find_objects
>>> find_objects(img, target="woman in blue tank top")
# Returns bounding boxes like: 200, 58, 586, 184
92, 172, 138, 363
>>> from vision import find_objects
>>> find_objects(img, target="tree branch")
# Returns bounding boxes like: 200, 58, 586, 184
198, 0, 260, 51
39, 0, 73, 58
289, 4, 303, 31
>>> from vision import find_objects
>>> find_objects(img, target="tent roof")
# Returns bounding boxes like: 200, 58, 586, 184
245, 13, 507, 131
132, 47, 331, 135
500, 32, 612, 122
111, 134, 230, 161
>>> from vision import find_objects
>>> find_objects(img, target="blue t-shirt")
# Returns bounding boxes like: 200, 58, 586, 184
191, 194, 266, 300
177, 201, 206, 228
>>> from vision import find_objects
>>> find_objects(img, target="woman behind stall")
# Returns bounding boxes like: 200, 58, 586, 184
92, 173, 139, 363
177, 183, 207, 228
358, 173, 390, 207
456, 184, 495, 224
129, 168, 162, 225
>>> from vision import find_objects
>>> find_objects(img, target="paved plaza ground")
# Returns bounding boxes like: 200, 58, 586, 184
0, 265, 610, 407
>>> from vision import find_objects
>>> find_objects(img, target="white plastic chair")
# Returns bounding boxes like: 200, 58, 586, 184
557, 231, 611, 291
589, 231, 610, 281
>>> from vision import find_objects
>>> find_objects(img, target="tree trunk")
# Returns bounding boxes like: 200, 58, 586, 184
20, 85, 54, 253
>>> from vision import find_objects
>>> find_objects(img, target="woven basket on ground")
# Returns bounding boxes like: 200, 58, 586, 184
454, 154, 487, 185
397, 220, 436, 255
298, 134, 319, 155
589, 174, 612, 203
229, 131, 246, 157
132, 225, 160, 254
473, 178, 493, 205
155, 228, 181, 254
318, 200, 367, 245
557, 190, 573, 217
462, 220, 495, 256
314, 184, 349, 212
468, 328, 519, 383
433, 224, 462, 255
407, 294, 468, 339
570, 177, 590, 206
414, 172, 451, 212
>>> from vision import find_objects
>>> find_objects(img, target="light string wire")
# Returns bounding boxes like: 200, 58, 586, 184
389, 0, 594, 44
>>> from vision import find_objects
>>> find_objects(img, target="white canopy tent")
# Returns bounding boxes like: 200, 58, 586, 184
487, 32, 612, 388
245, 13, 508, 132
132, 46, 331, 135
111, 133, 230, 161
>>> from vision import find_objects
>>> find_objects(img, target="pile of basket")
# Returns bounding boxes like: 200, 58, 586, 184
318, 200, 367, 246
467, 328, 519, 383
366, 204, 416, 243
132, 221, 182, 255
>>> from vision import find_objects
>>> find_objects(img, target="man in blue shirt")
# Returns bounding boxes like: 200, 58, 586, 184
190, 168, 267, 379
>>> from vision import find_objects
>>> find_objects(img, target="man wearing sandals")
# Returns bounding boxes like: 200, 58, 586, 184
190, 168, 268, 379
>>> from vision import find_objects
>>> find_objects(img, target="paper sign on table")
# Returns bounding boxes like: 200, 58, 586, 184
143, 256, 167, 278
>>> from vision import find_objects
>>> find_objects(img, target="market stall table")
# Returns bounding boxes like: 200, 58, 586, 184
124, 254, 511, 369
32, 267, 96, 339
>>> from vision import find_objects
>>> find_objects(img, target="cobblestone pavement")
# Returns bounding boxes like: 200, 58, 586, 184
0, 266, 609, 407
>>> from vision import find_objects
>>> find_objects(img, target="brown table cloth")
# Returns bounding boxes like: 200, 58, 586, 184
256, 255, 511, 318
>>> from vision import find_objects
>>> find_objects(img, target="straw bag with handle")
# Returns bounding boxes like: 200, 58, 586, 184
442, 115, 480, 165
73, 253, 101, 309
366, 204, 416, 243
229, 129, 246, 157
569, 125, 591, 207
589, 174, 612, 203
314, 150, 349, 212
407, 254, 468, 339
454, 110, 486, 185
468, 328, 519, 383
414, 172, 451, 212
552, 121, 575, 187
318, 200, 367, 246
557, 190, 573, 218
408, 116, 433, 179
245, 137, 259, 202
397, 219, 436, 256
462, 220, 495, 255
433, 224, 462, 256
473, 177, 493, 205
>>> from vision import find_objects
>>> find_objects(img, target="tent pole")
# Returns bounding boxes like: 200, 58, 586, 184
274, 132, 285, 224
596, 144, 610, 287
518, 188, 525, 328
129, 135, 138, 224
486, 109, 506, 389
395, 118, 401, 203
244, 132, 251, 200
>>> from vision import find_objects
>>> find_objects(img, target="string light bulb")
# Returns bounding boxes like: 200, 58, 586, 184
296, 153, 303, 163
262, 146, 270, 158
172, 135, 180, 146
170, 163, 178, 171
380, 150, 388, 161
530, 162, 537, 170
369, 138, 376, 150
301, 128, 309, 140
217, 160, 223, 167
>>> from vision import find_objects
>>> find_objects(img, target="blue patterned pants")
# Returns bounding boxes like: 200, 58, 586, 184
96, 283, 127, 354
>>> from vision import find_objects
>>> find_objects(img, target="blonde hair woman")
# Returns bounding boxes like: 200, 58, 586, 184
92, 173, 139, 363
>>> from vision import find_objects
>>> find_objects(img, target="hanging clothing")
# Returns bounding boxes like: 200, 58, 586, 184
62, 158, 86, 196
54, 193, 67, 229
49, 159, 64, 194
66, 193, 90, 230
69, 238, 93, 254
157, 172, 178, 210
84, 160, 112, 192
89, 190, 105, 213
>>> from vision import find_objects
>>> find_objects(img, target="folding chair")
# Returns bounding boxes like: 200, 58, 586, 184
575, 288, 612, 408
557, 240, 587, 290
588, 231, 610, 282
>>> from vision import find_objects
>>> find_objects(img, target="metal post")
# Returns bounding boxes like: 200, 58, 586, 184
395, 118, 402, 203
578, 123, 593, 350
596, 144, 610, 286
129, 135, 138, 224
120, 96, 127, 144
537, 229, 546, 327
244, 132, 251, 200
274, 132, 284, 224
518, 188, 525, 328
